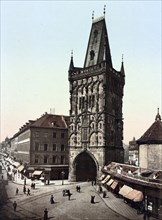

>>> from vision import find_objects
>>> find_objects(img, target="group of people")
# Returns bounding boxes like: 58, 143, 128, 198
76, 185, 81, 192
23, 185, 30, 196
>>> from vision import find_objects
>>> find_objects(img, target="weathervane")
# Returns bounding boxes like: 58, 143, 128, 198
92, 11, 94, 21
103, 5, 106, 16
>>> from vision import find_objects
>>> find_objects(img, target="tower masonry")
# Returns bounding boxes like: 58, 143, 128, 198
68, 15, 125, 182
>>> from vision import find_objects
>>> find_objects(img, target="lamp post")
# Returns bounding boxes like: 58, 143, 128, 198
61, 171, 65, 185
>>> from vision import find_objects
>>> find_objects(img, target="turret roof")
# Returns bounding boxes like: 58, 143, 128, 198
137, 109, 162, 144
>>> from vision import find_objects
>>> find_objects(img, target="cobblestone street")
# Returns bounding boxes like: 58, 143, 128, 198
1, 181, 128, 220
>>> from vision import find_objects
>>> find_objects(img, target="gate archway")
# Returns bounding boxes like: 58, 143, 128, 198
74, 151, 97, 182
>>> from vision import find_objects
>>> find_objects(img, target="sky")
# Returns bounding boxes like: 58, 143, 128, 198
1, 0, 162, 145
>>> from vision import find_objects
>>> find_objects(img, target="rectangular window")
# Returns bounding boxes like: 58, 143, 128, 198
61, 156, 65, 164
53, 132, 56, 138
44, 132, 48, 138
44, 155, 48, 164
35, 142, 39, 151
52, 155, 56, 164
34, 132, 39, 138
35, 155, 39, 164
53, 144, 57, 151
44, 144, 48, 151
61, 133, 65, 138
61, 144, 65, 151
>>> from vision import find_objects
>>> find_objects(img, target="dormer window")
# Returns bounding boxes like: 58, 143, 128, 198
93, 30, 98, 38
51, 121, 56, 127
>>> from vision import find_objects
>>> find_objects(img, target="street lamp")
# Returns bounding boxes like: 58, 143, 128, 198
61, 171, 65, 185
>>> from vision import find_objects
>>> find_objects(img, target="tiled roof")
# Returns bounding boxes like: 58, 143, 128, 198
137, 111, 162, 145
31, 113, 69, 129
11, 113, 69, 139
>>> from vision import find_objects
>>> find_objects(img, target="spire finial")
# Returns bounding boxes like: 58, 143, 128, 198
122, 54, 124, 62
92, 11, 94, 21
155, 107, 161, 121
71, 50, 73, 58
103, 5, 106, 16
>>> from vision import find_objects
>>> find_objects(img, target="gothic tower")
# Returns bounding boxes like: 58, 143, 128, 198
68, 13, 125, 182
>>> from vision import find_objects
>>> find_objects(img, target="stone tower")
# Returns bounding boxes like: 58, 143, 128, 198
68, 14, 125, 182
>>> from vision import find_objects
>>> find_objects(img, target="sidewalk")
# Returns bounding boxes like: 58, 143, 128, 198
93, 185, 157, 220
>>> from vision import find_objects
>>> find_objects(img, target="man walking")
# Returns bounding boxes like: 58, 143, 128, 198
13, 201, 17, 211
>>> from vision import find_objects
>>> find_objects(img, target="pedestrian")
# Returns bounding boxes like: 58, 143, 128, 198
50, 195, 54, 204
13, 201, 17, 211
78, 185, 81, 192
68, 191, 72, 200
143, 210, 150, 220
23, 185, 26, 194
43, 208, 48, 220
91, 180, 94, 186
27, 188, 30, 196
76, 185, 79, 192
16, 188, 19, 195
91, 195, 95, 204
103, 191, 106, 198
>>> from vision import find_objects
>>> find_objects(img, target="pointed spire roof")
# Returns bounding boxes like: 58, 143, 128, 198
137, 109, 162, 144
84, 16, 112, 68
69, 50, 74, 72
120, 54, 125, 76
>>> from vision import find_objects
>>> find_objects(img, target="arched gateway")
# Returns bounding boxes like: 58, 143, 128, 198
68, 13, 125, 182
74, 151, 97, 181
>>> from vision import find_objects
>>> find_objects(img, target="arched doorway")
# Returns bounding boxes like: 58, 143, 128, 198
75, 151, 97, 182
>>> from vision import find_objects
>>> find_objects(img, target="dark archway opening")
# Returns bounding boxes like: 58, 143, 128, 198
75, 152, 97, 182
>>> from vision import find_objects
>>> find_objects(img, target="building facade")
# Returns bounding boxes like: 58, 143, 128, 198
128, 137, 139, 166
10, 113, 69, 180
68, 14, 125, 181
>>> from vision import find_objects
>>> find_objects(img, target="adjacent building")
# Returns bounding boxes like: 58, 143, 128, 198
10, 113, 69, 180
68, 13, 125, 181
100, 110, 162, 218
128, 137, 139, 166
137, 108, 162, 170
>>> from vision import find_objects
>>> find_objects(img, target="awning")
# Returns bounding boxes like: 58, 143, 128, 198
17, 165, 24, 172
106, 178, 114, 186
110, 181, 118, 190
12, 161, 20, 168
101, 175, 111, 184
124, 189, 143, 202
98, 174, 106, 181
119, 185, 133, 197
32, 170, 43, 176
